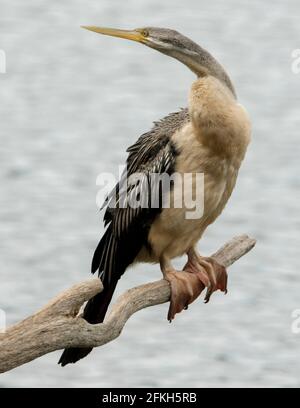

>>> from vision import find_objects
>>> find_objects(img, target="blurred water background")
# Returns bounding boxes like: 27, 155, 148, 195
0, 0, 300, 387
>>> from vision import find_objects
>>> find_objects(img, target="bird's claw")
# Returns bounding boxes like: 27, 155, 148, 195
165, 270, 202, 321
185, 255, 228, 301
204, 283, 214, 303
165, 256, 228, 321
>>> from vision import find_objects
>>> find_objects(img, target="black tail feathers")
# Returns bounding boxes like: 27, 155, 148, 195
59, 220, 139, 366
58, 279, 118, 367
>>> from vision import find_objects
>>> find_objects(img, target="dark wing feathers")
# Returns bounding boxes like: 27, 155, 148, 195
92, 109, 189, 285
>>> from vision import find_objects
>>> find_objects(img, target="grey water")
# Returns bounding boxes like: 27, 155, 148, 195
0, 0, 300, 387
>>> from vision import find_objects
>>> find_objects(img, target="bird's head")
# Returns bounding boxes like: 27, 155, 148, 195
82, 26, 235, 96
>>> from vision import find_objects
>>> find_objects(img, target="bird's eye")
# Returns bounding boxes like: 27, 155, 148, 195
141, 29, 149, 37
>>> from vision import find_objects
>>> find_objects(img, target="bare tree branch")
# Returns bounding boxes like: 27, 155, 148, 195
0, 234, 256, 373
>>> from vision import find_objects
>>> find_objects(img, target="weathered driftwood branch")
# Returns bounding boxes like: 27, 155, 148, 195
0, 235, 255, 373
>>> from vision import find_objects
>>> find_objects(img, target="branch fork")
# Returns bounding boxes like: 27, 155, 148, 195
0, 235, 256, 373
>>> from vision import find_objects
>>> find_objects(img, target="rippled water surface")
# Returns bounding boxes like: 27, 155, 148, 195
0, 0, 300, 387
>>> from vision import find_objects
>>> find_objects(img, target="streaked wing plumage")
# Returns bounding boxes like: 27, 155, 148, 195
92, 109, 189, 285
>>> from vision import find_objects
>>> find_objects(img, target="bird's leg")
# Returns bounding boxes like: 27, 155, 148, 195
183, 247, 228, 303
160, 255, 206, 322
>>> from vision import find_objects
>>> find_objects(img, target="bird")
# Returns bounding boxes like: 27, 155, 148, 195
59, 26, 251, 366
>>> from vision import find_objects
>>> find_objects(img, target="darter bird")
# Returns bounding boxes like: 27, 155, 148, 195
59, 26, 251, 366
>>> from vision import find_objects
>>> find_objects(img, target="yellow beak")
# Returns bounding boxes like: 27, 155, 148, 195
81, 26, 145, 43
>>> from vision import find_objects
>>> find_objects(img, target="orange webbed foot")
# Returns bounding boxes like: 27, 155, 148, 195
163, 251, 228, 321
184, 254, 227, 303
165, 270, 204, 321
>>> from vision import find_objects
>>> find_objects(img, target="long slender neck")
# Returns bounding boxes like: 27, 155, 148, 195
170, 45, 236, 99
